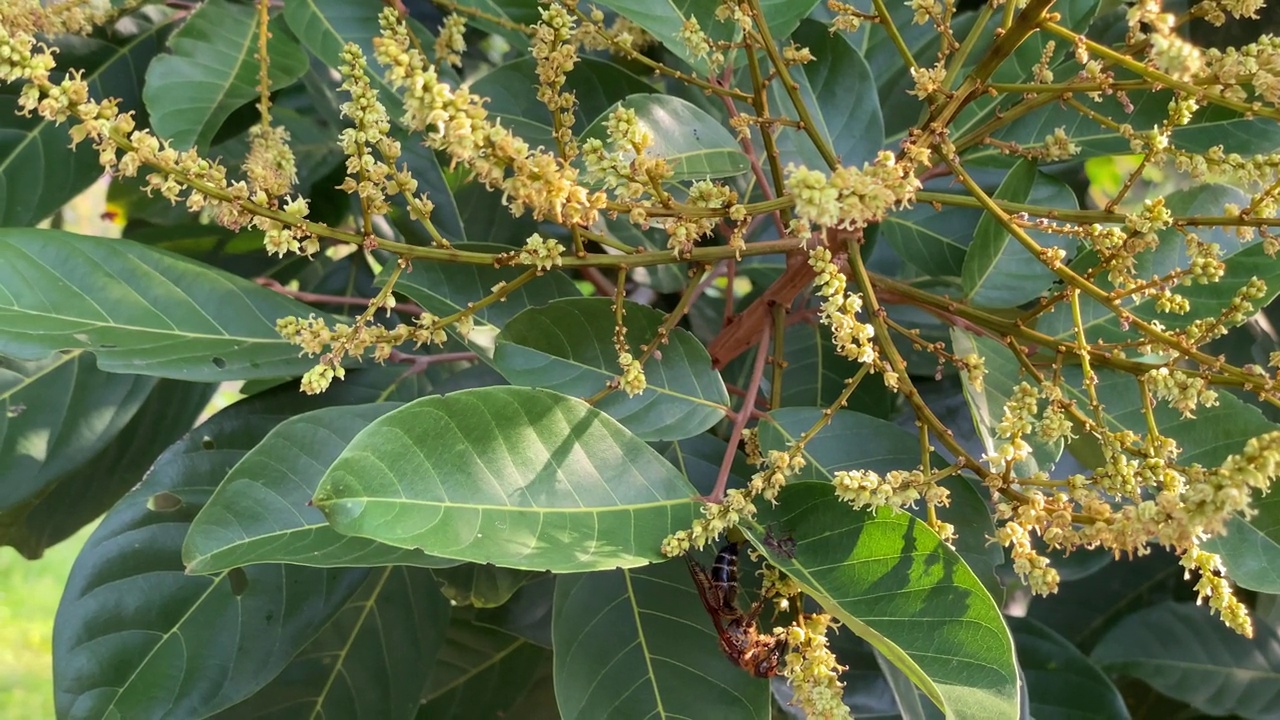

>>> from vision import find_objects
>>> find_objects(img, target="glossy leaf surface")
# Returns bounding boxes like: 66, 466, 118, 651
494, 298, 729, 441
0, 230, 329, 381
314, 387, 700, 571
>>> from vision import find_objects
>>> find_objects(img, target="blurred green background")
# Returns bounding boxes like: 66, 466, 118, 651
0, 525, 93, 717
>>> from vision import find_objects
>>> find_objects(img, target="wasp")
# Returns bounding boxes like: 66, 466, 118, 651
686, 542, 788, 678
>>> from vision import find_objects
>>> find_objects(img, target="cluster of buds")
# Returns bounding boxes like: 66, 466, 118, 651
1145, 367, 1219, 418
808, 247, 877, 364
661, 448, 808, 557
373, 9, 605, 227
780, 613, 851, 720
785, 152, 922, 230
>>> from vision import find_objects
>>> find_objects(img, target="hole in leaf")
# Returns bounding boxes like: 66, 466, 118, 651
201, 436, 216, 450
147, 491, 183, 512
228, 567, 249, 596
211, 356, 227, 369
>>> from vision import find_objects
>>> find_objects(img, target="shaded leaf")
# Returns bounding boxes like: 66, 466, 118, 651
553, 560, 770, 720
0, 351, 154, 512
434, 564, 542, 608
0, 229, 327, 381
473, 574, 556, 648
962, 161, 1079, 308
0, 13, 165, 225
1092, 602, 1280, 719
420, 616, 552, 719
880, 201, 980, 278
389, 128, 466, 246
579, 95, 750, 182
771, 20, 883, 171
388, 243, 581, 361
494, 297, 729, 441
313, 386, 700, 571
53, 384, 385, 719
472, 55, 657, 152
184, 403, 460, 573
743, 483, 1019, 719
0, 376, 213, 559
1011, 617, 1128, 720
145, 0, 308, 150
952, 329, 1063, 476
777, 322, 895, 417
215, 567, 450, 720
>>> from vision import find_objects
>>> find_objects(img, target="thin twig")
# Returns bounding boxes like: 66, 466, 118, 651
709, 326, 771, 502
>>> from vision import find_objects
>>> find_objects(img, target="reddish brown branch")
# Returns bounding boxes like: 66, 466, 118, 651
709, 326, 771, 502
255, 277, 427, 316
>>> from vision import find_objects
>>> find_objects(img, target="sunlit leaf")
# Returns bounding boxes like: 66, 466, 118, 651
743, 483, 1018, 719
494, 298, 729, 440
0, 230, 330, 381
313, 386, 700, 571
184, 403, 461, 573
579, 95, 750, 182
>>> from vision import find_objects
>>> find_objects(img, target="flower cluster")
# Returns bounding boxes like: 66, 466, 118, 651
518, 233, 565, 272
785, 153, 921, 230
373, 9, 604, 227
532, 4, 579, 154
434, 13, 466, 68
1145, 367, 1219, 418
781, 613, 851, 720
984, 383, 1039, 475
661, 449, 808, 556
809, 247, 877, 364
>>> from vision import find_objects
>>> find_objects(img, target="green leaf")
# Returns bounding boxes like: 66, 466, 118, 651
1206, 507, 1280, 593
962, 161, 1079, 308
0, 14, 166, 225
494, 298, 729, 441
0, 352, 154, 511
1037, 186, 1273, 341
579, 95, 750, 182
184, 403, 460, 573
0, 376, 212, 558
313, 386, 699, 571
952, 329, 1063, 476
758, 408, 1004, 597
656, 433, 753, 498
144, 0, 308, 150
0, 229, 327, 381
455, 183, 538, 248
471, 56, 657, 152
880, 201, 980, 278
434, 564, 542, 608
1092, 602, 1280, 718
985, 87, 1280, 164
214, 567, 450, 720
53, 385, 383, 719
473, 574, 555, 648
420, 616, 552, 718
743, 483, 1019, 720
388, 243, 581, 361
1010, 617, 1127, 720
553, 560, 770, 720
389, 128, 467, 245
777, 322, 895, 417
771, 20, 884, 171
592, 0, 818, 75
